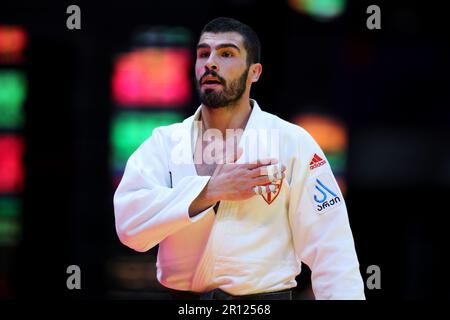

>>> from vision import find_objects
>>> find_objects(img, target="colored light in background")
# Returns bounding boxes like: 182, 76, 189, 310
0, 197, 21, 245
293, 113, 348, 192
0, 25, 26, 298
0, 26, 28, 63
325, 152, 347, 173
0, 135, 24, 193
0, 70, 27, 128
111, 111, 184, 171
109, 27, 193, 296
132, 26, 192, 46
0, 197, 21, 218
108, 256, 160, 291
293, 114, 348, 151
288, 0, 346, 20
112, 48, 191, 107
335, 176, 347, 195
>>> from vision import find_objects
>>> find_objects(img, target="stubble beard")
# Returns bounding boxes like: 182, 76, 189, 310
198, 67, 250, 109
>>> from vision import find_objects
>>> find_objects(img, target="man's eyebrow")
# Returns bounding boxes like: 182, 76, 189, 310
196, 43, 210, 50
197, 43, 241, 52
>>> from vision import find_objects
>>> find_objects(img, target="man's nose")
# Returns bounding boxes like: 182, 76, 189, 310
205, 56, 219, 72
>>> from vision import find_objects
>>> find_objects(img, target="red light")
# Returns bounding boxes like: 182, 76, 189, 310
0, 26, 28, 63
112, 48, 191, 107
0, 135, 24, 193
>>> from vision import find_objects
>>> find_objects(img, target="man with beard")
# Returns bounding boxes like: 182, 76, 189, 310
114, 17, 365, 300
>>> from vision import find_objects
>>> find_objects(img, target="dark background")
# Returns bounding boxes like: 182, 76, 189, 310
1, 0, 448, 299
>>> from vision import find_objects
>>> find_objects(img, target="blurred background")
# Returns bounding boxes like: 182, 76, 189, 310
0, 0, 448, 300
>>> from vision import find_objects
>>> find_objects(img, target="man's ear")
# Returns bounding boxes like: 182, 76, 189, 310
249, 63, 262, 83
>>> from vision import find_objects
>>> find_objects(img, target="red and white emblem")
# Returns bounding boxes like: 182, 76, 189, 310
260, 178, 284, 205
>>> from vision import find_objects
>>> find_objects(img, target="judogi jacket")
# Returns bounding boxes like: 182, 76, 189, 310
114, 99, 365, 299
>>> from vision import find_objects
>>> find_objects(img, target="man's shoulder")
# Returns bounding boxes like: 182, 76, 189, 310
133, 114, 193, 155
151, 114, 193, 137
260, 109, 311, 140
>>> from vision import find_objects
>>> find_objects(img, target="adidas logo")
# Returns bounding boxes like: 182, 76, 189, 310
309, 153, 327, 170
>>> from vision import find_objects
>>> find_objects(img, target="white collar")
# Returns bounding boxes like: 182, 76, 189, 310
192, 99, 262, 122
189, 99, 264, 163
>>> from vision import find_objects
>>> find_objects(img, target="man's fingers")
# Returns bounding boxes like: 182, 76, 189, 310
259, 164, 286, 176
252, 176, 277, 186
252, 183, 280, 195
249, 163, 286, 178
267, 171, 285, 182
245, 158, 278, 170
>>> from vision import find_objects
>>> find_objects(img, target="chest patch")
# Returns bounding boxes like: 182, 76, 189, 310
260, 178, 284, 205
307, 173, 342, 214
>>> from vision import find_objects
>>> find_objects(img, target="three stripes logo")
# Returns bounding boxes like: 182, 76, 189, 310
309, 153, 327, 170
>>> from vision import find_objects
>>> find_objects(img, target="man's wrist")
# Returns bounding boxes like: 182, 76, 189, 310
188, 178, 221, 218
204, 177, 222, 203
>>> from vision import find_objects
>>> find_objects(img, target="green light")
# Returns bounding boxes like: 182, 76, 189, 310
289, 0, 346, 20
0, 197, 21, 218
306, 0, 345, 18
0, 197, 21, 246
0, 219, 21, 245
132, 26, 192, 46
111, 111, 184, 170
326, 151, 346, 173
0, 70, 26, 128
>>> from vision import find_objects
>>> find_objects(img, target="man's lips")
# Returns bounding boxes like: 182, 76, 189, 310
201, 76, 222, 86
201, 82, 222, 88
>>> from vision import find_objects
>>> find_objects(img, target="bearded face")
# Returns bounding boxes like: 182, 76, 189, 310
197, 67, 249, 109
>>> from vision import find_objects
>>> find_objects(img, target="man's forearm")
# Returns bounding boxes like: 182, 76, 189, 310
188, 179, 220, 217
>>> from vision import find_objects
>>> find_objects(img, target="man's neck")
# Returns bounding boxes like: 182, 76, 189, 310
200, 98, 253, 136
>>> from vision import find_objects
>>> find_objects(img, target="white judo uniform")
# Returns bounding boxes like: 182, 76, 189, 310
114, 99, 365, 300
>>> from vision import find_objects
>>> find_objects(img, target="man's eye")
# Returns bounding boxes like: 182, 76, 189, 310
198, 52, 209, 58
222, 52, 232, 58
